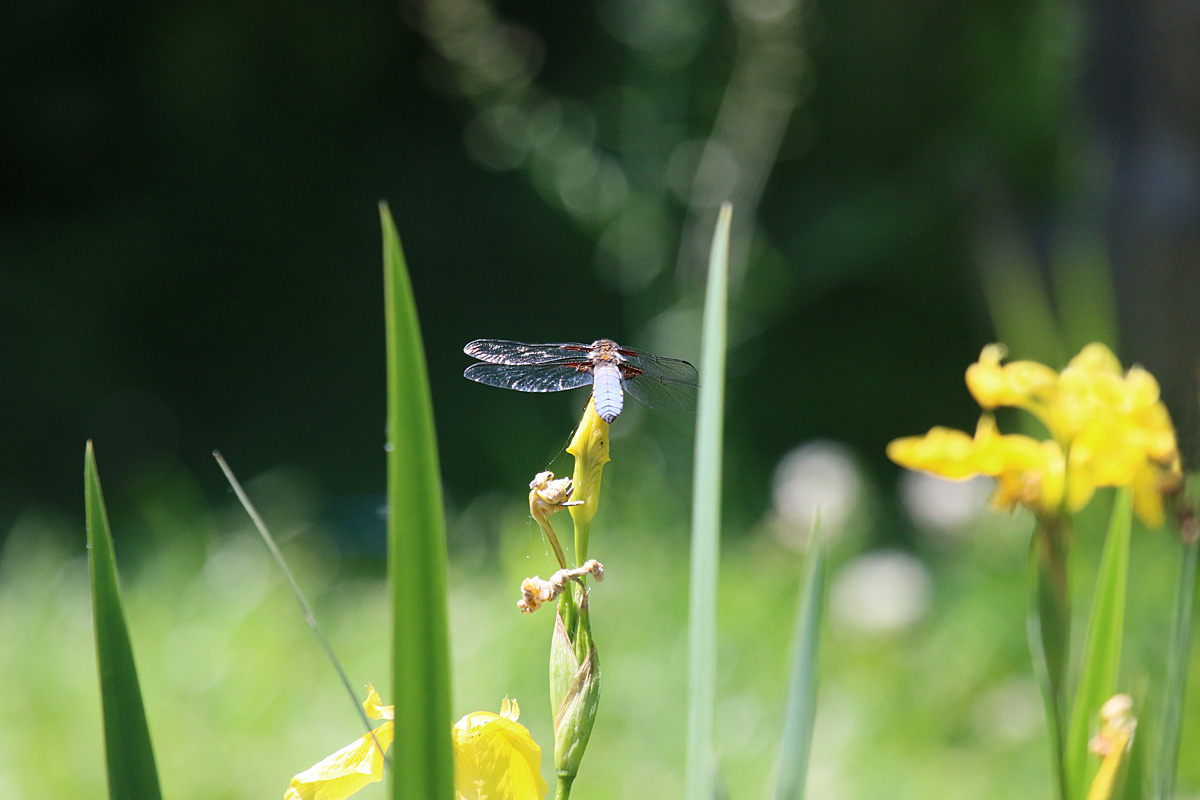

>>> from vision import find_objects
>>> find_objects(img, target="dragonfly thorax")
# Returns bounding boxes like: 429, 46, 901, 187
588, 339, 623, 364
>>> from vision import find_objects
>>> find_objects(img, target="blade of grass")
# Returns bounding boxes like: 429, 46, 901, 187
773, 526, 826, 800
85, 441, 163, 800
686, 201, 732, 800
380, 202, 454, 800
1153, 474, 1199, 800
1067, 488, 1133, 800
213, 451, 384, 759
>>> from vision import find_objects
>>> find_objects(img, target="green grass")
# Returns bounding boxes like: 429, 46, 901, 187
12, 214, 1200, 800
6, 479, 1198, 799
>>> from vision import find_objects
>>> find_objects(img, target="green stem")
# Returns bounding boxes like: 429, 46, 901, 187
573, 583, 593, 662
574, 518, 590, 568
1154, 507, 1198, 800
556, 775, 574, 800
1029, 515, 1072, 800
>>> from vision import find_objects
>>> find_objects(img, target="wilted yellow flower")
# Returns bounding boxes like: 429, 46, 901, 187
529, 472, 577, 513
1086, 694, 1136, 800
285, 691, 546, 800
518, 560, 605, 614
529, 471, 580, 569
891, 343, 1181, 527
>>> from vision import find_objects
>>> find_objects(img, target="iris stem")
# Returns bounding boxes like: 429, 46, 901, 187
574, 519, 590, 568
1029, 515, 1071, 800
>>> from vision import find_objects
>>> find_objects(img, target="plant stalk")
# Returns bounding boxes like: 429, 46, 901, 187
1029, 515, 1072, 800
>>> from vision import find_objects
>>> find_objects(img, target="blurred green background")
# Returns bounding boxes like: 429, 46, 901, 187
3, 0, 1200, 796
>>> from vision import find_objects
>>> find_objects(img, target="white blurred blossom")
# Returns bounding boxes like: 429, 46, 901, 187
899, 471, 991, 534
970, 677, 1043, 743
830, 550, 931, 634
772, 440, 863, 533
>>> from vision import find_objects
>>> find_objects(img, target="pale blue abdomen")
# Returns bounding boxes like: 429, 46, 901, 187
592, 362, 624, 422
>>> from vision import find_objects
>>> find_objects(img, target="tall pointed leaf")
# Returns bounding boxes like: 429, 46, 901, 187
380, 202, 454, 800
85, 441, 163, 800
773, 529, 826, 800
1153, 474, 1199, 800
1067, 489, 1133, 800
686, 202, 732, 800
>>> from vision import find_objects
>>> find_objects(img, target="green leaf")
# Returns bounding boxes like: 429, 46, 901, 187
1050, 239, 1119, 357
380, 202, 454, 800
773, 529, 826, 800
1153, 474, 1200, 800
1067, 488, 1133, 800
85, 441, 163, 800
686, 202, 732, 800
979, 236, 1067, 368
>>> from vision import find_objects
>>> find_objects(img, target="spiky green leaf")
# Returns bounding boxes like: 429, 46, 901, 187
773, 529, 826, 800
85, 442, 163, 800
1067, 489, 1133, 800
380, 202, 454, 800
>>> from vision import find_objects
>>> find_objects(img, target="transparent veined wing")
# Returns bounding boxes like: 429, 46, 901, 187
463, 362, 593, 393
619, 350, 699, 413
464, 339, 592, 365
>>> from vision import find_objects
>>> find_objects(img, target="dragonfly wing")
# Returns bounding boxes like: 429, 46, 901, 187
622, 372, 699, 413
464, 362, 593, 393
621, 350, 699, 384
464, 339, 592, 365
620, 353, 699, 413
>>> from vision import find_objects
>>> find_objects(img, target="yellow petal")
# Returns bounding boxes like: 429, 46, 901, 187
363, 685, 394, 721
886, 427, 981, 480
1130, 463, 1172, 530
1065, 463, 1098, 516
500, 697, 519, 721
888, 418, 1065, 516
1068, 342, 1122, 375
965, 344, 1058, 415
285, 722, 395, 800
1123, 366, 1161, 409
983, 436, 1065, 515
454, 701, 548, 800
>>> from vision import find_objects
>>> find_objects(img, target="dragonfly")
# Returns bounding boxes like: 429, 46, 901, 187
463, 338, 699, 423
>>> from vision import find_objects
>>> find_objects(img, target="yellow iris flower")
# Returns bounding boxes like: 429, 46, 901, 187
889, 343, 1181, 527
285, 689, 547, 800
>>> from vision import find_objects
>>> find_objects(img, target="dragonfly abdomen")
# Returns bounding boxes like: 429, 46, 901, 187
591, 361, 624, 422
